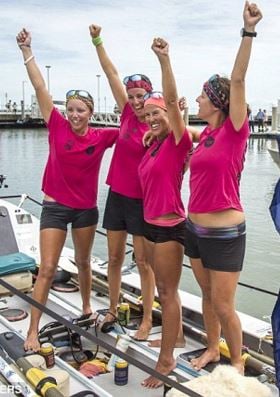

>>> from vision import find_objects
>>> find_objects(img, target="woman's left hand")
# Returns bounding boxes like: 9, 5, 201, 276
142, 130, 155, 147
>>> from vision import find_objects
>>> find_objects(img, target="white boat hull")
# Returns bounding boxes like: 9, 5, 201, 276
0, 195, 278, 396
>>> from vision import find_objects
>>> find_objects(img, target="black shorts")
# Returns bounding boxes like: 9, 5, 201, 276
144, 220, 186, 246
184, 219, 246, 272
102, 189, 144, 235
40, 201, 99, 231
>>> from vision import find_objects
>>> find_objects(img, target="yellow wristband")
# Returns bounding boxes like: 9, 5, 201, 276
92, 36, 103, 47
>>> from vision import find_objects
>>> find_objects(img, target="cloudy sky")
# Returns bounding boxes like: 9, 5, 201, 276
1, 0, 280, 115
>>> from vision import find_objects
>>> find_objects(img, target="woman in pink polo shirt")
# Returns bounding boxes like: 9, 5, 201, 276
17, 28, 119, 352
89, 24, 156, 340
185, 2, 262, 374
139, 38, 192, 388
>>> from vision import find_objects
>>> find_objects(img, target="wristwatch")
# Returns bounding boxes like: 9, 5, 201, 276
240, 28, 257, 37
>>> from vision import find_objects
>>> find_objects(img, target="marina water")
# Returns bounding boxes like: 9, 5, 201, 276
0, 127, 279, 322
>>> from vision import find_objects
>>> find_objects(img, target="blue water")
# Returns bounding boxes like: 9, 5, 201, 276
0, 128, 279, 320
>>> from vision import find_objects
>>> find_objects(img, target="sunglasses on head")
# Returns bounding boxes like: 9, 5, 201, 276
66, 90, 93, 102
208, 74, 220, 83
123, 74, 151, 85
143, 91, 164, 101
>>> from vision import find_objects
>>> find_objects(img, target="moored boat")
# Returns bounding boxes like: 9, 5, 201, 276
267, 135, 280, 169
268, 146, 280, 169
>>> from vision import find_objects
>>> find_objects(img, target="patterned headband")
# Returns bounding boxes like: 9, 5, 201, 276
203, 75, 229, 114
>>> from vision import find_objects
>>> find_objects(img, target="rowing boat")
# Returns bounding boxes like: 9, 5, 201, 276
0, 186, 278, 396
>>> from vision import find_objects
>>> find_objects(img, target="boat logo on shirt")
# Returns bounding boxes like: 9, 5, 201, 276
123, 128, 138, 140
64, 140, 74, 151
204, 136, 215, 147
150, 141, 164, 157
85, 145, 95, 155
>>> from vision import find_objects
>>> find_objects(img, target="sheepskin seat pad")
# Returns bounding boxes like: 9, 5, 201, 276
167, 365, 271, 397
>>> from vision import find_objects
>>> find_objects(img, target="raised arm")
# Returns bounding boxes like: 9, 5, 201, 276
151, 38, 186, 144
16, 29, 53, 123
89, 24, 127, 112
230, 2, 262, 130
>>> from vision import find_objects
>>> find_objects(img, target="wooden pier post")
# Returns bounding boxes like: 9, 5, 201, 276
183, 106, 189, 125
272, 106, 277, 131
278, 99, 280, 131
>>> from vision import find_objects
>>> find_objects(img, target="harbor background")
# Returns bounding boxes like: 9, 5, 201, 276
0, 127, 279, 322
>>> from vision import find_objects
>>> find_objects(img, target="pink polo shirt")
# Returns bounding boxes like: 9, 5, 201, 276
139, 130, 192, 221
106, 103, 149, 199
42, 107, 119, 209
188, 117, 250, 213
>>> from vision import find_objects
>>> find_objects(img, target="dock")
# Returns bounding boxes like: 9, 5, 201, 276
0, 110, 207, 129
0, 110, 277, 139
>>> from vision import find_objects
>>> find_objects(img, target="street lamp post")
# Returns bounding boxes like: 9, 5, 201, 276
22, 80, 27, 120
45, 65, 51, 93
104, 96, 107, 125
96, 74, 101, 113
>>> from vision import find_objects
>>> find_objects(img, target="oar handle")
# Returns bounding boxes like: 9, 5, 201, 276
243, 354, 276, 382
16, 357, 65, 397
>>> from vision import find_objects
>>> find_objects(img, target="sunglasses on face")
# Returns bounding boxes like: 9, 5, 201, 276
66, 90, 93, 102
123, 74, 152, 86
143, 91, 164, 101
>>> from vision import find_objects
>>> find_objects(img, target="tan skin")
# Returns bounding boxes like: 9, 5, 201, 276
89, 25, 188, 341
187, 2, 262, 375
89, 24, 155, 340
141, 38, 192, 389
17, 29, 96, 352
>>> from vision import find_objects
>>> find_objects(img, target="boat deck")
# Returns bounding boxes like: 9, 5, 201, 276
0, 196, 278, 396
0, 286, 205, 397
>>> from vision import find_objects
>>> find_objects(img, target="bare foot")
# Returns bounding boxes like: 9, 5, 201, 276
24, 331, 41, 352
232, 361, 245, 375
82, 305, 93, 315
133, 320, 152, 341
148, 337, 186, 348
141, 358, 176, 388
191, 348, 220, 370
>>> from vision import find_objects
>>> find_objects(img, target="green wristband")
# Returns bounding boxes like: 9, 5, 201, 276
92, 36, 103, 47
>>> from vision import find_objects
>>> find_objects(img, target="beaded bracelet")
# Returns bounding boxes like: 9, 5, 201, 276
92, 36, 103, 47
24, 55, 35, 65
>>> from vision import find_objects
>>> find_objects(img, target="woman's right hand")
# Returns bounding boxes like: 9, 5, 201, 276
89, 24, 102, 38
16, 28, 31, 49
151, 37, 169, 57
